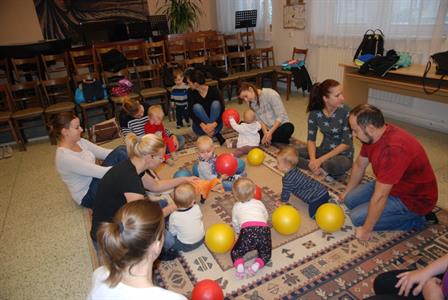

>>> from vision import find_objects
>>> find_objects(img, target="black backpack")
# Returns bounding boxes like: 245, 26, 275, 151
353, 29, 385, 61
101, 49, 128, 72
423, 50, 448, 94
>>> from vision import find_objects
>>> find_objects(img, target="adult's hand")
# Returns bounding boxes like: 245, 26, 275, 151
308, 158, 322, 174
183, 176, 199, 183
355, 226, 372, 241
395, 269, 431, 297
262, 131, 272, 145
338, 191, 347, 203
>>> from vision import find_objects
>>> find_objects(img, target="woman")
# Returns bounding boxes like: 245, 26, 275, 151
87, 200, 187, 300
238, 82, 294, 145
52, 112, 127, 208
90, 133, 195, 246
119, 97, 184, 149
298, 79, 353, 178
186, 69, 226, 145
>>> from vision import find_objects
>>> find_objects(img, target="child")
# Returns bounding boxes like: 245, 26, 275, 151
231, 178, 271, 279
171, 69, 190, 129
196, 135, 218, 180
166, 183, 205, 252
277, 146, 330, 218
226, 109, 261, 157
144, 105, 179, 164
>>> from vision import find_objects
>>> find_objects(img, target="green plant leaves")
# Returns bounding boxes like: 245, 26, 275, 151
156, 0, 203, 33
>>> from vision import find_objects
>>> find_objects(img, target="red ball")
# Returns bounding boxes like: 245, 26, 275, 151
192, 279, 224, 300
254, 185, 262, 200
215, 153, 238, 176
222, 109, 240, 128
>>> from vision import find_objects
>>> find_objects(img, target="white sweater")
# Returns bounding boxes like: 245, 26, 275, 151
168, 204, 205, 244
229, 118, 261, 148
87, 266, 187, 300
232, 199, 268, 234
55, 138, 112, 205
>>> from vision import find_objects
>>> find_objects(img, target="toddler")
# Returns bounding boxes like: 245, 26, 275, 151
196, 135, 218, 180
171, 69, 190, 129
277, 146, 330, 218
144, 105, 179, 164
165, 183, 205, 252
226, 109, 261, 157
231, 178, 271, 279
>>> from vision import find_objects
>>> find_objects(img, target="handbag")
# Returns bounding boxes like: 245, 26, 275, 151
353, 29, 385, 61
89, 118, 121, 144
423, 51, 448, 95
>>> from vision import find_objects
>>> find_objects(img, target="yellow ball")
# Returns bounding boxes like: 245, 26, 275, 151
272, 205, 301, 235
247, 148, 265, 166
205, 223, 235, 254
315, 203, 345, 233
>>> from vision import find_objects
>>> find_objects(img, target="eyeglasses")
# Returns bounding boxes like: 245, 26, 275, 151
151, 154, 165, 162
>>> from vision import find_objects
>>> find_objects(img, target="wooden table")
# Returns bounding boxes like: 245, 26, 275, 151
339, 63, 448, 108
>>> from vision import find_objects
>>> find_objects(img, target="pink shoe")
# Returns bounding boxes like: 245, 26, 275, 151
235, 269, 245, 279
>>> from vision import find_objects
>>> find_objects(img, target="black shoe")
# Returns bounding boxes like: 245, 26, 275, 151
216, 133, 226, 146
425, 212, 439, 225
158, 248, 179, 261
200, 195, 206, 204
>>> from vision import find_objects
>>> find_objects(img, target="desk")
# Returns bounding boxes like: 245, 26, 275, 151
339, 63, 448, 108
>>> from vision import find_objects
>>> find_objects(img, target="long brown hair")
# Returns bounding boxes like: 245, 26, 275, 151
307, 79, 340, 112
121, 97, 141, 117
49, 111, 77, 141
239, 82, 260, 103
97, 199, 165, 287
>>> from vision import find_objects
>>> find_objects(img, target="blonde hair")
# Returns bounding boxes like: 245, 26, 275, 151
243, 109, 256, 123
277, 146, 299, 168
173, 183, 197, 208
147, 105, 164, 120
232, 177, 256, 202
196, 135, 214, 150
125, 133, 165, 159
97, 199, 164, 287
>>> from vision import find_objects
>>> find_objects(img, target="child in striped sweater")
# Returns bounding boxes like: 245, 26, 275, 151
171, 69, 190, 129
277, 146, 330, 218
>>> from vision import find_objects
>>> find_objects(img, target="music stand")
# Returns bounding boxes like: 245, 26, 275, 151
235, 10, 257, 48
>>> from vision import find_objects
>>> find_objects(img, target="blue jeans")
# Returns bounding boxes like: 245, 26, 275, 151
81, 145, 128, 208
164, 231, 204, 252
345, 181, 425, 231
191, 101, 223, 136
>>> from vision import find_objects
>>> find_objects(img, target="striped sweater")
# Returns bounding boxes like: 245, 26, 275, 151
281, 167, 328, 203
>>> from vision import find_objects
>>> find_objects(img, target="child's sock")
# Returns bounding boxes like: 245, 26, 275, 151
234, 260, 245, 279
246, 262, 261, 277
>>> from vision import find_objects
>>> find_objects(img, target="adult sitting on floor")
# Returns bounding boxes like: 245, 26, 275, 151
340, 104, 438, 241
52, 112, 127, 208
238, 82, 294, 145
186, 69, 226, 145
297, 79, 353, 179
88, 200, 187, 300
90, 133, 196, 257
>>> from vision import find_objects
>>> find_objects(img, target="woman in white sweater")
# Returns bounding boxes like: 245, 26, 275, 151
88, 200, 187, 300
51, 112, 127, 208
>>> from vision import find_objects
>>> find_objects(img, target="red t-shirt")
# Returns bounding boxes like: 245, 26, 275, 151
143, 122, 176, 153
360, 125, 437, 215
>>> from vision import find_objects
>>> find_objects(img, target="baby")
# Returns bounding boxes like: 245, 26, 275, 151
277, 146, 330, 218
226, 109, 261, 157
196, 135, 218, 180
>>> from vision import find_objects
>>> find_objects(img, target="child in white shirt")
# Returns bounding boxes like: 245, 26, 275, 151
226, 109, 261, 157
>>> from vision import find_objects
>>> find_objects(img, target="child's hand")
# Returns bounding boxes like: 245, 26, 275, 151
274, 200, 284, 207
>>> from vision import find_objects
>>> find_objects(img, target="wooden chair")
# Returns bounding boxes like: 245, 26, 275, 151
121, 43, 145, 84
0, 84, 23, 150
11, 57, 42, 83
135, 65, 171, 121
73, 72, 111, 135
224, 33, 243, 53
70, 48, 97, 75
143, 41, 167, 65
9, 81, 46, 150
41, 53, 70, 79
206, 34, 226, 56
188, 36, 207, 58
219, 52, 255, 101
41, 77, 76, 144
166, 38, 188, 62
0, 58, 12, 84
95, 46, 117, 73
240, 30, 256, 50
275, 48, 308, 100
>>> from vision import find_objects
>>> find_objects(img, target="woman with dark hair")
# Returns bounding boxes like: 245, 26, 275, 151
186, 69, 226, 145
238, 82, 294, 145
298, 79, 353, 179
87, 200, 187, 299
51, 112, 127, 208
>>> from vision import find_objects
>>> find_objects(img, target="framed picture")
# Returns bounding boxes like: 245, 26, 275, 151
283, 4, 306, 29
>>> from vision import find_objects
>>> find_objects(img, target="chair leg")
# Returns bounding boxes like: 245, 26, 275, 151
286, 75, 292, 101
164, 94, 172, 122
44, 114, 57, 145
12, 118, 26, 151
8, 119, 25, 151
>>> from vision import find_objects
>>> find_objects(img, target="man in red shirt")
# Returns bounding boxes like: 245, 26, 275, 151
340, 104, 438, 241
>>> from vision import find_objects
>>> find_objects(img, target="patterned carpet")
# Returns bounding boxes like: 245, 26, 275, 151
150, 131, 448, 300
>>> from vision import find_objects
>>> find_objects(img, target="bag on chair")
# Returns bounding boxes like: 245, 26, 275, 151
423, 51, 448, 95
353, 29, 385, 61
89, 118, 121, 144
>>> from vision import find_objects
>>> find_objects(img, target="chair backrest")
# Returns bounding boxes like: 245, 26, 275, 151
224, 33, 243, 53
11, 57, 42, 82
166, 39, 188, 62
245, 49, 263, 70
121, 44, 145, 64
206, 34, 226, 56
135, 65, 162, 89
41, 77, 73, 106
208, 54, 228, 74
70, 48, 97, 75
95, 47, 118, 73
184, 57, 207, 69
260, 47, 276, 67
143, 41, 167, 65
240, 31, 256, 50
102, 68, 130, 86
9, 80, 43, 111
0, 58, 11, 84
227, 51, 247, 73
292, 48, 308, 62
0, 83, 13, 113
188, 36, 206, 58
41, 53, 69, 79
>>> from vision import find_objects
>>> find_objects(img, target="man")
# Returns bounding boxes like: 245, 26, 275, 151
340, 104, 438, 241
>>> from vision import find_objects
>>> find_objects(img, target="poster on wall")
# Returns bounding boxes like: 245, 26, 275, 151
283, 3, 306, 29
34, 0, 149, 41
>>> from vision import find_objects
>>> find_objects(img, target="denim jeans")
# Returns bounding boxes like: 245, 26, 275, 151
297, 146, 352, 177
191, 101, 223, 136
81, 145, 128, 208
164, 231, 204, 252
345, 181, 425, 231
175, 105, 189, 127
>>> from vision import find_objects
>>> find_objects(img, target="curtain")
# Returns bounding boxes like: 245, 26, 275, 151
216, 0, 271, 41
306, 0, 448, 62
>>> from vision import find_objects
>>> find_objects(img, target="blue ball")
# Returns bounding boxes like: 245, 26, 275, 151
236, 158, 245, 174
192, 163, 200, 177
222, 180, 234, 192
173, 168, 192, 178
